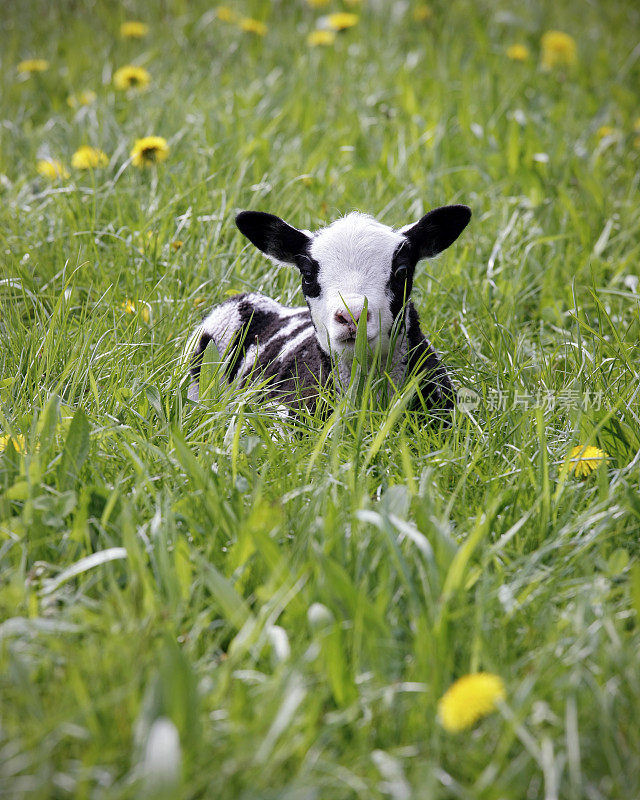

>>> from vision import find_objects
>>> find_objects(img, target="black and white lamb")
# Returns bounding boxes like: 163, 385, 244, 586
187, 204, 471, 414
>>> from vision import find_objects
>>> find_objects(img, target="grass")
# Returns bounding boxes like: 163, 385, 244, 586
1, 0, 640, 797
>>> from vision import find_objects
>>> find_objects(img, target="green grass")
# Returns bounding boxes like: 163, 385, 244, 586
1, 0, 640, 797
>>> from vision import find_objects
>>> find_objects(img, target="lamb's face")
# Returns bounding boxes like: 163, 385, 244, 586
235, 204, 471, 361
301, 214, 405, 357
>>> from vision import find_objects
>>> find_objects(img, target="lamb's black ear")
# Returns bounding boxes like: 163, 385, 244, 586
235, 211, 310, 265
403, 205, 471, 261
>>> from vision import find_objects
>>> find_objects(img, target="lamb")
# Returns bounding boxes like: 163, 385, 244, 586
187, 204, 471, 414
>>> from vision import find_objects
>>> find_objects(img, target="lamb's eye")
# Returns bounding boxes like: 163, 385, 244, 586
296, 255, 320, 297
298, 259, 313, 280
299, 263, 313, 282
394, 263, 408, 278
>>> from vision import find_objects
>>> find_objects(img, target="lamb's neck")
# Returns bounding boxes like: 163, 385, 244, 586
387, 333, 409, 388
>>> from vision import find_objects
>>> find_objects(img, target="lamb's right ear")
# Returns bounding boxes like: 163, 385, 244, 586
235, 211, 310, 265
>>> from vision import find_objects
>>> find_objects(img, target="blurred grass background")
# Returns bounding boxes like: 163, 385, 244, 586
1, 0, 640, 797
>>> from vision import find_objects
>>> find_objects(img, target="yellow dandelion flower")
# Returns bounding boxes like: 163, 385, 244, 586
596, 125, 618, 139
0, 434, 26, 453
326, 12, 359, 30
122, 300, 150, 322
413, 5, 433, 22
541, 30, 577, 70
506, 44, 530, 61
306, 0, 330, 7
18, 59, 49, 74
564, 445, 608, 479
131, 136, 169, 167
438, 673, 506, 733
37, 159, 69, 180
194, 296, 208, 308
171, 240, 183, 251
71, 146, 109, 169
67, 89, 97, 108
120, 21, 149, 39
239, 17, 267, 36
113, 65, 151, 91
216, 6, 238, 22
137, 230, 157, 250
307, 29, 336, 46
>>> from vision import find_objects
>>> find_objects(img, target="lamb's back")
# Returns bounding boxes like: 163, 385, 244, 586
189, 292, 330, 405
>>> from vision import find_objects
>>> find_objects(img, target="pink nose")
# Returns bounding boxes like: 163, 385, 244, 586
334, 308, 371, 336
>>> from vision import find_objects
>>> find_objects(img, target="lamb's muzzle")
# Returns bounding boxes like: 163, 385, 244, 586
334, 306, 370, 340
187, 204, 471, 414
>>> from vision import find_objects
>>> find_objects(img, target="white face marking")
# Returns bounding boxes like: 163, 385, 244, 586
307, 213, 405, 359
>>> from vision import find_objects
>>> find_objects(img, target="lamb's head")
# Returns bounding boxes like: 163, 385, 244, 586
235, 205, 471, 359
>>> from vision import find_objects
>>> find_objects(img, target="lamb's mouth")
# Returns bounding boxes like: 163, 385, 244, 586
337, 333, 379, 346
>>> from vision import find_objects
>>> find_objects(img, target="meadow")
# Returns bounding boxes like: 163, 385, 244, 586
1, 0, 640, 797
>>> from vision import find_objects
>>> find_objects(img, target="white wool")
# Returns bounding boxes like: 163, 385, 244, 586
200, 299, 242, 355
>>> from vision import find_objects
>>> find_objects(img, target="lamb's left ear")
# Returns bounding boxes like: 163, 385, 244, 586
236, 211, 310, 265
402, 204, 471, 260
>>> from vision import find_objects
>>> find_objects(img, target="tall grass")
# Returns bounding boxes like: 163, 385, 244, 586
1, 0, 640, 797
